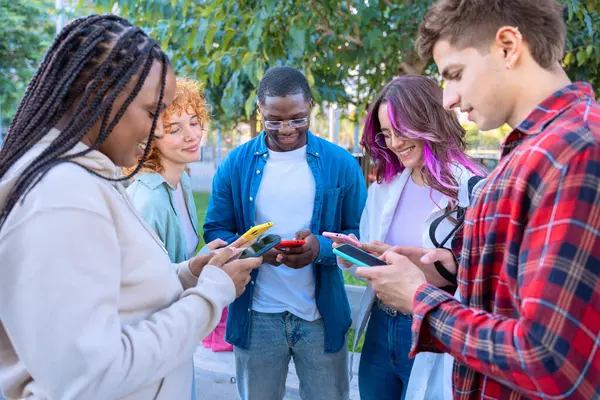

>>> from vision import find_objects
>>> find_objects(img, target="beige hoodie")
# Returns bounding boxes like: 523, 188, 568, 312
0, 130, 235, 399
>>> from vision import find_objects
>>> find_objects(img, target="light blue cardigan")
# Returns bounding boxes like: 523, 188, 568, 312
127, 171, 200, 263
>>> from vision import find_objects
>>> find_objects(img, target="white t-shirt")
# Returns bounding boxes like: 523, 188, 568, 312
251, 146, 321, 321
174, 183, 199, 259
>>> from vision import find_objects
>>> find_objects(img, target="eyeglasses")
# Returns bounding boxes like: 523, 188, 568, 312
263, 117, 310, 131
375, 130, 405, 149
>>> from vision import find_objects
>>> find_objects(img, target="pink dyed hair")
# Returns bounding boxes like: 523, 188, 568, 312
361, 75, 486, 206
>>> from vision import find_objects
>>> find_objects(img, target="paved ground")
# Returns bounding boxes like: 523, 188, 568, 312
0, 347, 358, 400
194, 345, 361, 399
193, 284, 367, 399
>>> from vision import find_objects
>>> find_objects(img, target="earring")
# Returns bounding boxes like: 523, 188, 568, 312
515, 27, 523, 40
506, 62, 512, 70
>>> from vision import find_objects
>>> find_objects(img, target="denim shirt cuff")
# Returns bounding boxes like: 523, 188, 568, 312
315, 234, 336, 265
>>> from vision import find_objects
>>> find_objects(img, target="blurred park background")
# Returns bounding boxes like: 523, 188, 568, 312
2, 0, 599, 249
2, 1, 599, 160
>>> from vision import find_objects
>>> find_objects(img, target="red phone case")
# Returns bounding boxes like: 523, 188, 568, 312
275, 240, 306, 249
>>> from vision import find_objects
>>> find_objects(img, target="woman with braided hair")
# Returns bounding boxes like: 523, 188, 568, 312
0, 15, 261, 400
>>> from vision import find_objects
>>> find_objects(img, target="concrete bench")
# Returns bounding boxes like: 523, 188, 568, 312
345, 284, 367, 329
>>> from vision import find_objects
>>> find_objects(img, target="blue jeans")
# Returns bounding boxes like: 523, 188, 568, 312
358, 305, 415, 400
234, 311, 349, 400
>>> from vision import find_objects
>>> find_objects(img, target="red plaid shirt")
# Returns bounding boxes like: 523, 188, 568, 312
411, 83, 600, 399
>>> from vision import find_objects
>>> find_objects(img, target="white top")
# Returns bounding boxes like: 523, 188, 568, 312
0, 129, 235, 400
384, 176, 443, 247
340, 165, 479, 400
174, 183, 199, 259
252, 146, 321, 322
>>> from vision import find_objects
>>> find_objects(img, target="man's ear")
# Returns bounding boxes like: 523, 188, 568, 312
493, 26, 524, 70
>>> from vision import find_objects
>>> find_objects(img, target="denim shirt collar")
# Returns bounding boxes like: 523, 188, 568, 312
253, 130, 321, 158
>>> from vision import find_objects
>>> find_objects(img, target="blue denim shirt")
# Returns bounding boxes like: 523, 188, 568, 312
127, 171, 199, 264
203, 131, 367, 353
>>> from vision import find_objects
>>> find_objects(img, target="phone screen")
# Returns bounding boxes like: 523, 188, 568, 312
334, 244, 385, 267
240, 234, 281, 259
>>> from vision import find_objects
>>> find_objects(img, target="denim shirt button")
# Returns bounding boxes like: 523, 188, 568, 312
256, 170, 261, 174
249, 197, 253, 201
255, 151, 259, 155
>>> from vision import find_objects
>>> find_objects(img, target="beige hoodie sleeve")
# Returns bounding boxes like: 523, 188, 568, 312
175, 260, 199, 289
0, 206, 234, 400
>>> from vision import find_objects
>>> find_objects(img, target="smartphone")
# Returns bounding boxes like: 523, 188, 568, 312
333, 244, 386, 267
239, 234, 282, 259
240, 222, 274, 242
275, 240, 306, 249
323, 232, 360, 247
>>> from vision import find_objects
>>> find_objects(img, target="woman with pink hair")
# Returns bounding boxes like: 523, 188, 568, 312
338, 75, 486, 400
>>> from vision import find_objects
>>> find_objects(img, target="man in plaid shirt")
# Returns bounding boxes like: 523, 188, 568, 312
356, 0, 600, 399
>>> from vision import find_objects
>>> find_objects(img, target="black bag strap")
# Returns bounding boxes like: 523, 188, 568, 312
429, 175, 484, 285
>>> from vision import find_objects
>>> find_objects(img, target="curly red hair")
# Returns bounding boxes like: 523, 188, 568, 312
124, 78, 210, 175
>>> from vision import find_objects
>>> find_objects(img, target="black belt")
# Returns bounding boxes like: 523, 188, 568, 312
376, 299, 412, 318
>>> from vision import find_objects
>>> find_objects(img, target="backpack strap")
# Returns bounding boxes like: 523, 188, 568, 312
428, 175, 485, 285
467, 175, 484, 199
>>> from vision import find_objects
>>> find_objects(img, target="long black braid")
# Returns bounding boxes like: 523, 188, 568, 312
0, 14, 171, 228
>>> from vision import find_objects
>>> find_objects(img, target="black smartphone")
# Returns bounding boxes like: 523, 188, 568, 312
333, 244, 386, 267
239, 234, 282, 259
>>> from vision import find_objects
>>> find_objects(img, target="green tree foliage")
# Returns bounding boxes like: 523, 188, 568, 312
3, 0, 595, 133
90, 0, 599, 126
562, 0, 600, 94
89, 0, 432, 129
0, 0, 55, 130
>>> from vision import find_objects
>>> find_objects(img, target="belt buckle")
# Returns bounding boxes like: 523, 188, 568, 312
378, 300, 398, 317
386, 305, 398, 317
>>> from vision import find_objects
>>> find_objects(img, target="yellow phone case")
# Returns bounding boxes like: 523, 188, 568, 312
240, 222, 274, 242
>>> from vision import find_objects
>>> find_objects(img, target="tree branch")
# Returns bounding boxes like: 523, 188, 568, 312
399, 58, 428, 75
312, 0, 363, 47
315, 24, 363, 47
310, 0, 330, 29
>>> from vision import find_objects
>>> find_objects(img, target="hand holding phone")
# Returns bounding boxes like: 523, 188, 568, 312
189, 246, 241, 276
332, 244, 386, 267
275, 230, 320, 269
323, 232, 360, 247
221, 256, 263, 298
239, 234, 282, 260
275, 240, 306, 250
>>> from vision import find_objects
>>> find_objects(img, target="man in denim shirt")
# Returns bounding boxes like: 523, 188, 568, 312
204, 66, 367, 400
